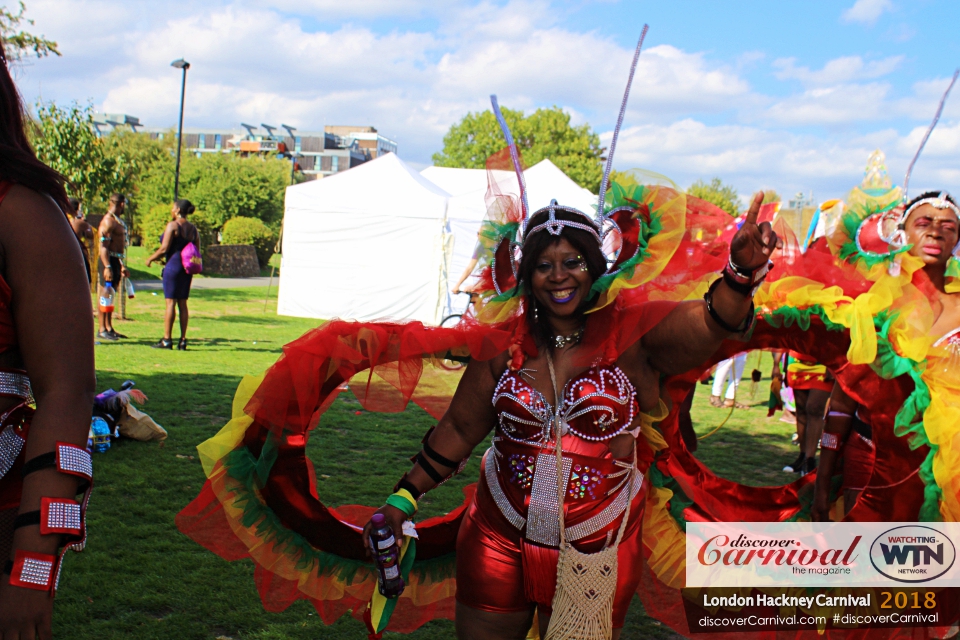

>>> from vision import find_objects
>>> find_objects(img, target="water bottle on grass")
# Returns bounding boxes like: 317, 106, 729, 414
99, 284, 115, 313
369, 513, 404, 598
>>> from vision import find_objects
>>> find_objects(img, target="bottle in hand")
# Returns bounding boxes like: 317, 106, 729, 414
99, 283, 115, 313
369, 513, 404, 598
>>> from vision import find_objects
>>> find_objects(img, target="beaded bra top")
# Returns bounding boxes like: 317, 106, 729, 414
492, 366, 638, 444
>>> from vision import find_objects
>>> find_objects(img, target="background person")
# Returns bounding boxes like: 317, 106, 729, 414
96, 193, 129, 340
67, 197, 93, 284
708, 352, 748, 408
773, 350, 831, 475
813, 191, 960, 520
0, 42, 98, 639
146, 199, 198, 350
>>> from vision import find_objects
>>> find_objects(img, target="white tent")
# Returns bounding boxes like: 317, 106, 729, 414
278, 155, 597, 324
421, 159, 596, 315
278, 153, 452, 324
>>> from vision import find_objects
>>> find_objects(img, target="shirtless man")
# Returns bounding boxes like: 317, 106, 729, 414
68, 197, 93, 284
813, 191, 960, 521
97, 194, 130, 340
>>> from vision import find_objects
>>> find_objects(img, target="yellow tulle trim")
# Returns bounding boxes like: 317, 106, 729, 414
641, 483, 687, 589
754, 268, 924, 366
475, 294, 520, 325
198, 374, 263, 477
639, 421, 687, 588
919, 352, 960, 522
592, 176, 687, 312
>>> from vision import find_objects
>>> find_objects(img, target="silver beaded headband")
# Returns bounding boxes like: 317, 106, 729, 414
488, 25, 649, 252
903, 192, 960, 222
523, 201, 602, 246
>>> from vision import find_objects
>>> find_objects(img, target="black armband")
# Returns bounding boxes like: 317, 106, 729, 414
704, 278, 755, 334
422, 438, 458, 468
393, 475, 423, 501
414, 451, 446, 484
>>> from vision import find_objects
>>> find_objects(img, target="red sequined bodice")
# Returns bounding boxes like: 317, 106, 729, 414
492, 365, 638, 445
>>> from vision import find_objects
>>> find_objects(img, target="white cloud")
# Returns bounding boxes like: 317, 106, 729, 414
607, 118, 960, 204
764, 83, 892, 126
773, 55, 902, 86
11, 2, 752, 164
12, 0, 959, 204
841, 0, 894, 25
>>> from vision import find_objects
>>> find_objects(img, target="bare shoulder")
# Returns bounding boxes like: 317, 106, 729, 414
99, 214, 117, 234
0, 184, 63, 224
0, 185, 70, 244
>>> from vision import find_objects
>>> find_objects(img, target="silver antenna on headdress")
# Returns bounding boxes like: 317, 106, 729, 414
490, 95, 530, 221
903, 68, 959, 202
596, 24, 649, 216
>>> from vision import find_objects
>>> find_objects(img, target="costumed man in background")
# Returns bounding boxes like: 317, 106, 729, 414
96, 193, 129, 341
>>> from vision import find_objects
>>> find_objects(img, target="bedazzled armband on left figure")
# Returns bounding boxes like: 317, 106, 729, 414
820, 432, 842, 451
722, 255, 772, 297
4, 442, 94, 595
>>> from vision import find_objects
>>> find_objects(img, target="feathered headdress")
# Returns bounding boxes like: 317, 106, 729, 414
469, 25, 690, 322
828, 70, 960, 279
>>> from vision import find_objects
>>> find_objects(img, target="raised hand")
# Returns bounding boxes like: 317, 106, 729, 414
730, 192, 781, 271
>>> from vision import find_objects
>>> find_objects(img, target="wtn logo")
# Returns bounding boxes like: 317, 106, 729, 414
879, 542, 944, 566
871, 526, 956, 583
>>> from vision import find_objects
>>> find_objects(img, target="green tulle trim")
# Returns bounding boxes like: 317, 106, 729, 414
761, 303, 941, 520
837, 199, 908, 269
221, 446, 458, 586
869, 312, 941, 521
647, 460, 693, 532
761, 304, 847, 333
589, 183, 664, 296
477, 220, 520, 248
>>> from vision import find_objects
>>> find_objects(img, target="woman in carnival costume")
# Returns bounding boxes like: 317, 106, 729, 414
812, 189, 960, 521
635, 84, 960, 638
0, 43, 97, 638
177, 28, 782, 639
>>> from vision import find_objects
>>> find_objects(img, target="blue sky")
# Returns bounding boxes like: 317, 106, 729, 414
10, 0, 960, 202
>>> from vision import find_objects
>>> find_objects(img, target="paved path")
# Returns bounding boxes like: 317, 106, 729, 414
132, 277, 274, 291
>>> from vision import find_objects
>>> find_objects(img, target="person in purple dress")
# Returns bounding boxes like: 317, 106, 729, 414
146, 199, 198, 350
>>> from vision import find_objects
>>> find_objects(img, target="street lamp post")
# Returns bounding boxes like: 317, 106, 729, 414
281, 124, 297, 184
171, 58, 190, 200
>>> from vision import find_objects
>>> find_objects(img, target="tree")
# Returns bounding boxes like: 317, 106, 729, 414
31, 101, 128, 214
433, 106, 604, 192
137, 152, 289, 243
687, 177, 741, 217
1, 2, 59, 60
762, 190, 781, 204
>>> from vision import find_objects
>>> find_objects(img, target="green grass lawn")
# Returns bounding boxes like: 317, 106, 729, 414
61, 289, 799, 639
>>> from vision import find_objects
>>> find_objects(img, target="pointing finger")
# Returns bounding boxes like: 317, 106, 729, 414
743, 191, 764, 227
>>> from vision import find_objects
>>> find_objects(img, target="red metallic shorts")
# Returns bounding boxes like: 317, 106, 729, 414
455, 453, 644, 628
842, 432, 876, 491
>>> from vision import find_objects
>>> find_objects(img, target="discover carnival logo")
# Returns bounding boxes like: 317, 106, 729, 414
869, 526, 956, 583
686, 523, 960, 587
